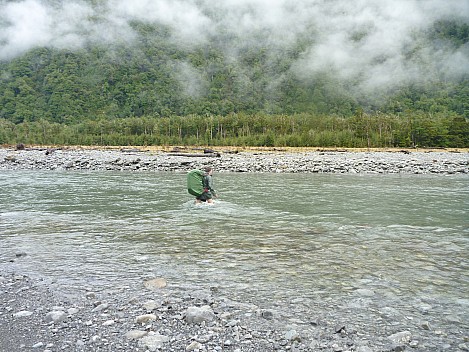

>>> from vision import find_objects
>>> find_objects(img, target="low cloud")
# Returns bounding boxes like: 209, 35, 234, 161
1, 0, 467, 97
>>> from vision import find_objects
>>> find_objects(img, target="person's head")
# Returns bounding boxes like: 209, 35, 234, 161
204, 167, 213, 175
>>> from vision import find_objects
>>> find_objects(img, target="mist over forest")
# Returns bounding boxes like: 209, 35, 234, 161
0, 0, 468, 147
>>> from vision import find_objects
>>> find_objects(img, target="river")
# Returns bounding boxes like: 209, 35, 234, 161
1, 170, 468, 335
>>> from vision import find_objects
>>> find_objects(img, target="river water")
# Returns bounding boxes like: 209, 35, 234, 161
1, 170, 468, 330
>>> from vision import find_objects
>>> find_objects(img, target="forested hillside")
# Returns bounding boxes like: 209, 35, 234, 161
0, 0, 468, 147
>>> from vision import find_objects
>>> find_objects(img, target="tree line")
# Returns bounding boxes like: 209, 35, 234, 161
1, 112, 467, 148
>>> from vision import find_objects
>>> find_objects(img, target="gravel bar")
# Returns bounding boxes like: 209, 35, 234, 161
0, 147, 468, 174
2, 269, 468, 352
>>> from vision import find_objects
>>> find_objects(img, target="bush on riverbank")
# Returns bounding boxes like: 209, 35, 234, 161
1, 111, 468, 148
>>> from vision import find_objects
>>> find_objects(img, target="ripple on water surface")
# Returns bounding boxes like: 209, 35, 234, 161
0, 171, 468, 313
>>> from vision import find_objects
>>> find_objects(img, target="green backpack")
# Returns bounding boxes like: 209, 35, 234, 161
187, 169, 205, 196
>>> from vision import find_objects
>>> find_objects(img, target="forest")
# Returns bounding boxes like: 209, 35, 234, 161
0, 1, 468, 148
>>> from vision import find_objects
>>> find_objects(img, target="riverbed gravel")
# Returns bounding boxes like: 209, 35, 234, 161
0, 147, 468, 174
2, 269, 468, 352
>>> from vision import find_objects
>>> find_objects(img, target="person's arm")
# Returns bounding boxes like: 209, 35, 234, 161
206, 175, 217, 196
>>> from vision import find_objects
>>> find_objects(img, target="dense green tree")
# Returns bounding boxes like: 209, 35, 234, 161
0, 17, 468, 147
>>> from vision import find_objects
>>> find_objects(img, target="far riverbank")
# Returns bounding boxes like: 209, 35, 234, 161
0, 146, 467, 174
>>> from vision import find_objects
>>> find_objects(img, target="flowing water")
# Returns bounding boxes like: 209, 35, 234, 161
1, 170, 468, 325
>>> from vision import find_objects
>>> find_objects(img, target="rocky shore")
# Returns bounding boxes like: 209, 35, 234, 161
0, 147, 468, 174
3, 269, 468, 352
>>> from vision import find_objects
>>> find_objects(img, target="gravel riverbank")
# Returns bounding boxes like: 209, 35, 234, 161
0, 147, 468, 174
2, 268, 468, 352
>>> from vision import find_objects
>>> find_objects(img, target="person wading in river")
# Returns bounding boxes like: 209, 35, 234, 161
196, 167, 217, 204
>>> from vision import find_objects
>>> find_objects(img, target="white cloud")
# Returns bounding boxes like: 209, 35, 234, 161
0, 0, 467, 96
0, 0, 53, 59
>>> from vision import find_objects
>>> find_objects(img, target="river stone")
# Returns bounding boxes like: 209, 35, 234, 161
13, 310, 33, 318
421, 321, 431, 330
102, 319, 115, 326
45, 310, 67, 323
186, 341, 203, 351
388, 331, 412, 344
185, 305, 216, 324
143, 300, 160, 311
285, 329, 301, 342
135, 314, 157, 324
356, 347, 373, 352
144, 278, 167, 290
138, 332, 169, 351
67, 307, 80, 315
260, 309, 274, 320
92, 302, 109, 312
125, 330, 148, 340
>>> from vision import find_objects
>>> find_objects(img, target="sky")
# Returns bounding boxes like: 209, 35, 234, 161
1, 0, 468, 96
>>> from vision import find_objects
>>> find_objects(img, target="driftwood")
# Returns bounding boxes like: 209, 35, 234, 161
166, 152, 221, 157
120, 148, 143, 153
